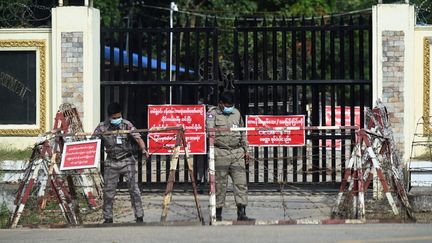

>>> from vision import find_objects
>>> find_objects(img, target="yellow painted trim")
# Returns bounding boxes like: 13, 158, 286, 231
0, 40, 46, 136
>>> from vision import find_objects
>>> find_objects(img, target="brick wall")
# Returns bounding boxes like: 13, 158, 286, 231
61, 32, 84, 118
381, 30, 404, 154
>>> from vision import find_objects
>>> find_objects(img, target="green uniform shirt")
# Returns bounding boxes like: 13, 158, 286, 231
206, 106, 248, 151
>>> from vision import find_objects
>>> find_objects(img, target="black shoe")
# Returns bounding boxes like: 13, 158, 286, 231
237, 205, 255, 221
103, 218, 113, 224
136, 217, 143, 223
216, 207, 222, 221
197, 181, 205, 194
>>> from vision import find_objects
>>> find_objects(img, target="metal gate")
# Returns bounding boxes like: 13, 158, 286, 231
100, 13, 373, 188
234, 15, 372, 184
100, 22, 219, 188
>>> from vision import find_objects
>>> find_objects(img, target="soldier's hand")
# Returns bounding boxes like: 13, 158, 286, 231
244, 152, 251, 165
142, 149, 149, 159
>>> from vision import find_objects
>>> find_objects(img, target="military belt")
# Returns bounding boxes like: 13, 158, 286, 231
215, 144, 243, 150
109, 152, 133, 161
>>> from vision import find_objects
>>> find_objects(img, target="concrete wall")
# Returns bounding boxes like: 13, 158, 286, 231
0, 3, 430, 162
373, 4, 432, 162
52, 6, 100, 133
0, 29, 52, 148
372, 4, 416, 161
0, 6, 100, 149
414, 27, 432, 132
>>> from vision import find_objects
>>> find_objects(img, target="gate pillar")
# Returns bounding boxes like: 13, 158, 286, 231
51, 6, 100, 132
372, 3, 415, 160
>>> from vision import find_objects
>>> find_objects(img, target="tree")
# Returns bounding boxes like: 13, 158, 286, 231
93, 0, 121, 26
93, 0, 379, 27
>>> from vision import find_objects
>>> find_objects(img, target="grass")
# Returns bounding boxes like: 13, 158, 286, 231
0, 202, 9, 228
0, 146, 33, 228
0, 146, 33, 161
5, 188, 94, 227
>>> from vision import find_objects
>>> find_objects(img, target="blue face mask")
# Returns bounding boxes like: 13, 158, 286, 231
110, 117, 122, 126
223, 105, 234, 114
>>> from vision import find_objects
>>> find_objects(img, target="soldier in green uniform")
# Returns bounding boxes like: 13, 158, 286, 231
206, 91, 254, 221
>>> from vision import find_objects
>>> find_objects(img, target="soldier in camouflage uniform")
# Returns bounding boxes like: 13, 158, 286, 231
93, 102, 148, 224
206, 91, 254, 221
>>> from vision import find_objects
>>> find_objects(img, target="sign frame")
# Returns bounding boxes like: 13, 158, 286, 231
60, 139, 101, 170
246, 115, 306, 147
147, 104, 207, 155
147, 132, 207, 155
0, 40, 47, 136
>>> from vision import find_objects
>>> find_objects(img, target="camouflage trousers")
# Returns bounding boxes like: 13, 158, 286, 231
215, 147, 248, 208
103, 157, 143, 220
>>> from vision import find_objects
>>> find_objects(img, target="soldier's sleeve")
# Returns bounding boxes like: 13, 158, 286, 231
206, 107, 216, 130
126, 120, 141, 140
239, 115, 249, 152
91, 122, 104, 139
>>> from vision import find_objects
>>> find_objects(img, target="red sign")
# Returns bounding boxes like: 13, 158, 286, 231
325, 106, 361, 149
147, 133, 206, 154
246, 115, 305, 146
325, 106, 360, 127
147, 105, 206, 154
60, 140, 101, 170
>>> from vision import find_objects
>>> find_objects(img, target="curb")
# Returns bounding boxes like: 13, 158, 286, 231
19, 220, 203, 229
211, 218, 406, 226
16, 218, 411, 228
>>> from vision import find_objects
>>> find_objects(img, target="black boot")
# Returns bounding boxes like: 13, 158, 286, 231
237, 205, 255, 221
136, 217, 143, 223
216, 207, 223, 221
103, 218, 113, 224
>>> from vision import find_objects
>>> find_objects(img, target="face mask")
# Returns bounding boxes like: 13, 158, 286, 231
110, 117, 122, 126
223, 106, 234, 114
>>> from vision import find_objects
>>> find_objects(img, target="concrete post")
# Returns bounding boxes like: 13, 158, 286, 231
372, 4, 415, 161
372, 4, 415, 198
51, 6, 100, 132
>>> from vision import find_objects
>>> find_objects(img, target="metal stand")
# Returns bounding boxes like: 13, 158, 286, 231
160, 128, 204, 225
332, 102, 414, 220
9, 103, 104, 228
9, 142, 79, 228
57, 104, 103, 207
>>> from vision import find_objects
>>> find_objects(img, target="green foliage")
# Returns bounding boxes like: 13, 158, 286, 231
173, 0, 376, 18
284, 0, 332, 16
93, 0, 121, 26
0, 202, 9, 229
194, 0, 258, 14
329, 0, 376, 13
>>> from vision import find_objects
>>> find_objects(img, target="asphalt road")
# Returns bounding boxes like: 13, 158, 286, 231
1, 224, 432, 243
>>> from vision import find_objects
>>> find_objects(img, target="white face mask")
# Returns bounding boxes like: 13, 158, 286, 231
110, 117, 122, 126
223, 105, 234, 114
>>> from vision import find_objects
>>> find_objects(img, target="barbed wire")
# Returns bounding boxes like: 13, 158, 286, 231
416, 0, 432, 25
135, 3, 372, 22
2, 1, 431, 29
3, 112, 413, 226
0, 1, 56, 28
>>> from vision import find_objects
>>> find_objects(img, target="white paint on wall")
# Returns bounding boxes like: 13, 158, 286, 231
414, 26, 432, 130
0, 6, 100, 149
373, 4, 416, 162
52, 6, 100, 133
0, 29, 52, 149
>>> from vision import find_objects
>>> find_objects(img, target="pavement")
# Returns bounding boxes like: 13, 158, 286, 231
80, 190, 336, 225
3, 187, 432, 243
2, 224, 432, 243
7, 185, 430, 227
